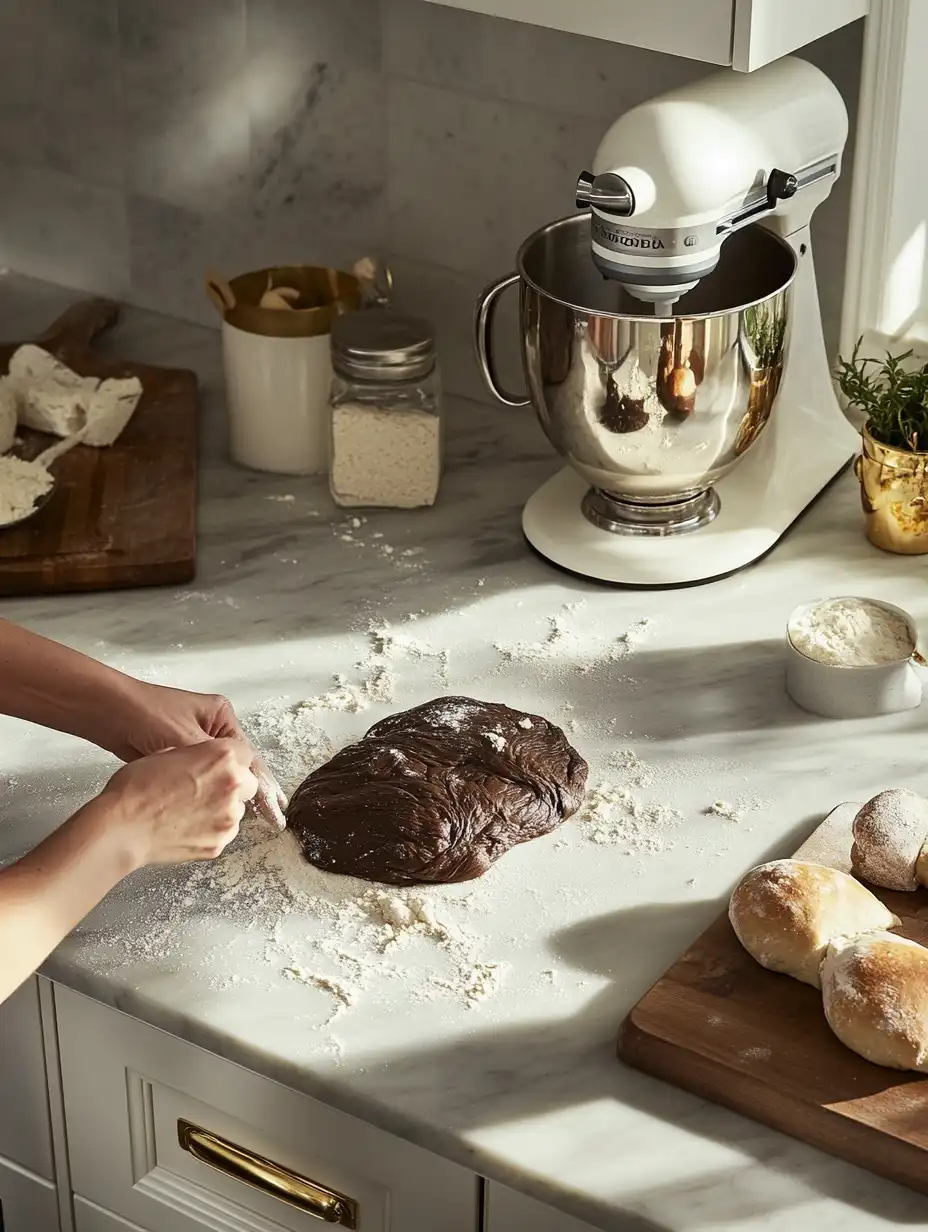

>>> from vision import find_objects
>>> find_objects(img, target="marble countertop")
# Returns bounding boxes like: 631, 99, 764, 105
2, 275, 927, 1232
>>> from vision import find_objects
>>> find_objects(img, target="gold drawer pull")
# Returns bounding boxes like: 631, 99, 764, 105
177, 1119, 358, 1228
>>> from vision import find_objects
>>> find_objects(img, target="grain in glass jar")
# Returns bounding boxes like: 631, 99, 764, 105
329, 310, 441, 509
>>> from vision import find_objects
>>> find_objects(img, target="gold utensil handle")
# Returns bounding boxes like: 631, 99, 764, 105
177, 1119, 358, 1228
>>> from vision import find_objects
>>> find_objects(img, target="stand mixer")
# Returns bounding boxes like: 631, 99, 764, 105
475, 56, 861, 587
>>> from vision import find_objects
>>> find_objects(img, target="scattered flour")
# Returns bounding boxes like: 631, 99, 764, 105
788, 598, 913, 667
613, 618, 653, 658
739, 1045, 772, 1062
250, 624, 451, 748
495, 613, 577, 661
579, 780, 684, 854
243, 700, 333, 793
706, 794, 767, 824
495, 606, 653, 673
283, 968, 358, 1022
334, 516, 430, 571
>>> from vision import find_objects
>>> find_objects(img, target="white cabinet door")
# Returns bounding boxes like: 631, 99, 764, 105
416, 0, 867, 69
732, 0, 868, 70
0, 1155, 58, 1232
484, 1181, 603, 1232
73, 1197, 147, 1232
56, 987, 478, 1232
0, 977, 54, 1179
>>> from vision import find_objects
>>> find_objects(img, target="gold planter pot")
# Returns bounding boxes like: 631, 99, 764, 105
855, 425, 928, 554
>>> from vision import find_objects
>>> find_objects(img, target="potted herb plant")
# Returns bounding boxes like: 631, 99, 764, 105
835, 340, 928, 555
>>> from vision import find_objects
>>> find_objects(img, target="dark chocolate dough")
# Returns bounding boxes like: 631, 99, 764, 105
286, 696, 588, 886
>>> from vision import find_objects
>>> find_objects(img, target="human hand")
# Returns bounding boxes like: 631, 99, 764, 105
98, 739, 258, 868
92, 680, 286, 830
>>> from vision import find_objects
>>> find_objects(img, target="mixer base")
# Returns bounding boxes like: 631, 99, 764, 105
582, 487, 720, 536
523, 453, 854, 587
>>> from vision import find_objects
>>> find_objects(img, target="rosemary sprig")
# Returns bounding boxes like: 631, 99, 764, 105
745, 305, 787, 367
835, 337, 928, 452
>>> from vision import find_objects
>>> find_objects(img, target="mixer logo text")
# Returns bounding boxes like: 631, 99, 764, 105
592, 219, 665, 251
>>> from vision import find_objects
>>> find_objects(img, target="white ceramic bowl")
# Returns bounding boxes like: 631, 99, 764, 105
785, 597, 924, 720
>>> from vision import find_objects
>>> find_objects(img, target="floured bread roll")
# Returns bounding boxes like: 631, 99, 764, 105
821, 932, 928, 1072
852, 788, 928, 891
729, 860, 899, 988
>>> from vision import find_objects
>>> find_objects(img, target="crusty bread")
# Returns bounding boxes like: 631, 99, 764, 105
729, 860, 899, 988
821, 931, 928, 1072
852, 788, 928, 891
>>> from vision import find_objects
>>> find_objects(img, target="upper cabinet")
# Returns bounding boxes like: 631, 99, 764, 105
416, 0, 869, 71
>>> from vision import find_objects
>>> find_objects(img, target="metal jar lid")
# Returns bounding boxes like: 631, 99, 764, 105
331, 310, 436, 382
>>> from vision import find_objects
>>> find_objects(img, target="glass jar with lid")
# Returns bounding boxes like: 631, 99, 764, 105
328, 309, 442, 509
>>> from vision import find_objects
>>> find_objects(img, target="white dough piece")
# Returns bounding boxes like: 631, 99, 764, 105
0, 379, 17, 453
9, 344, 99, 437
5, 344, 142, 447
82, 376, 143, 447
8, 344, 99, 392
728, 859, 899, 988
821, 931, 928, 1072
19, 379, 93, 436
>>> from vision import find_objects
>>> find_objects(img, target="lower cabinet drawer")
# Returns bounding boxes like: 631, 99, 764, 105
484, 1182, 603, 1232
56, 986, 478, 1232
0, 1154, 58, 1232
74, 1196, 147, 1231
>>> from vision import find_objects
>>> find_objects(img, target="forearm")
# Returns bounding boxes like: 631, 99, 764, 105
0, 618, 135, 745
0, 799, 135, 1004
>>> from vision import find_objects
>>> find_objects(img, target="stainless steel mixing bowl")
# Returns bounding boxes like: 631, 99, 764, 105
475, 214, 796, 534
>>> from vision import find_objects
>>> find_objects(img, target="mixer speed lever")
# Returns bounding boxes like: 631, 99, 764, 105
576, 171, 635, 217
767, 168, 798, 204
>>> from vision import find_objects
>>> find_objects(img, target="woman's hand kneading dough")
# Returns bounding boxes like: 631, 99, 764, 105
0, 739, 257, 1004
98, 739, 258, 867
0, 616, 275, 1007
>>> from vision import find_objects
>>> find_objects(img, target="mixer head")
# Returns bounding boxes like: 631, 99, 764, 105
576, 57, 848, 309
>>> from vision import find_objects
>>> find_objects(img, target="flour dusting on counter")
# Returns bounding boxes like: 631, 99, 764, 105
55, 598, 771, 1037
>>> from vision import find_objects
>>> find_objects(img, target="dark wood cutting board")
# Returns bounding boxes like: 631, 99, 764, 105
619, 803, 928, 1197
0, 299, 198, 595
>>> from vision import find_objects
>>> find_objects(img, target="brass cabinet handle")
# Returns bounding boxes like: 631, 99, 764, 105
177, 1119, 358, 1228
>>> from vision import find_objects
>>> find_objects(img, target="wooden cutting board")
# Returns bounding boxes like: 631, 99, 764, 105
0, 299, 198, 595
619, 803, 928, 1196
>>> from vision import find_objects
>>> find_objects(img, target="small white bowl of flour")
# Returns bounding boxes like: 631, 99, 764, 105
785, 596, 923, 719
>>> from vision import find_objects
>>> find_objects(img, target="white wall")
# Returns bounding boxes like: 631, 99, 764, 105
841, 0, 928, 361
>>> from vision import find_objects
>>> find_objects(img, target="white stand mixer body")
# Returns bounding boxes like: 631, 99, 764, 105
522, 57, 860, 587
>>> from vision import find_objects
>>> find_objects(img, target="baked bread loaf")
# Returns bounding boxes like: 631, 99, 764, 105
821, 931, 928, 1072
852, 788, 928, 891
729, 859, 899, 988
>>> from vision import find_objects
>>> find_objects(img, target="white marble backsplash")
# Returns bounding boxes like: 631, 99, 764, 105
0, 0, 863, 399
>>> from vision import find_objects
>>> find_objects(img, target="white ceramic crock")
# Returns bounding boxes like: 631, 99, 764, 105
222, 321, 332, 476
785, 597, 924, 720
